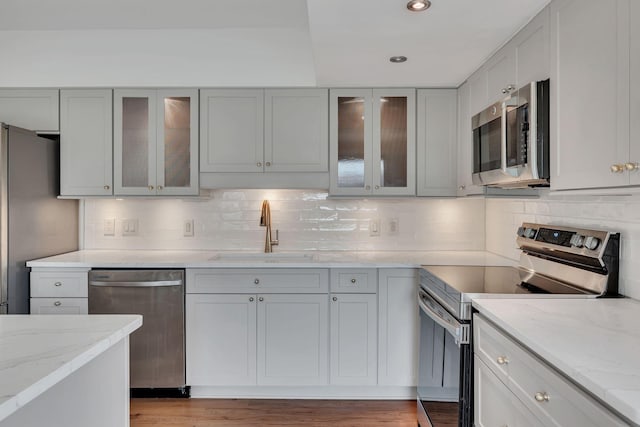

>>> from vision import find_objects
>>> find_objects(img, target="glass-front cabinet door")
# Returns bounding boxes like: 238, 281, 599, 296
330, 89, 415, 196
114, 89, 198, 196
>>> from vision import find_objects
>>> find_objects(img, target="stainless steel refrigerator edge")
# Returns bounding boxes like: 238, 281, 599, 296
0, 124, 78, 314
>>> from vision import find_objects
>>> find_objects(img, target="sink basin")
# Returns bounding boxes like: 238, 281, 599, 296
209, 252, 317, 262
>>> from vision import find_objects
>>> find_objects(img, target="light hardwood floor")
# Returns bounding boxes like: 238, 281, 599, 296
130, 399, 422, 427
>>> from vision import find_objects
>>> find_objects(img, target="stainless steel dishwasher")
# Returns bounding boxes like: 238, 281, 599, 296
88, 269, 186, 395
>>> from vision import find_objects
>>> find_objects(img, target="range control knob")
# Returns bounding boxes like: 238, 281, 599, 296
584, 236, 601, 251
570, 234, 585, 248
524, 228, 537, 239
517, 226, 526, 237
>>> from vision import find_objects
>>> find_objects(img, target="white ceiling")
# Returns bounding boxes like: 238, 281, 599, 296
0, 0, 550, 87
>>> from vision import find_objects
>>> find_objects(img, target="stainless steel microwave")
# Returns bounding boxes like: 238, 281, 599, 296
471, 79, 550, 188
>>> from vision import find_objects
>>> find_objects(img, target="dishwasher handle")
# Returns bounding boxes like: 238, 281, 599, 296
89, 280, 183, 288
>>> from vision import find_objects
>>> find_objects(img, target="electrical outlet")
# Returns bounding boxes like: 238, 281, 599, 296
184, 219, 194, 237
369, 218, 381, 237
122, 219, 139, 236
388, 218, 399, 235
103, 218, 115, 236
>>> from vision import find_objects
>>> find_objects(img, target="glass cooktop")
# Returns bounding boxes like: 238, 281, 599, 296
420, 265, 591, 321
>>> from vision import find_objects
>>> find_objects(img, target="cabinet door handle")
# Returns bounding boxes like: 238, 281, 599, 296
534, 392, 550, 402
157, 185, 163, 190
332, 296, 338, 301
365, 185, 371, 191
249, 297, 254, 302
148, 185, 154, 190
104, 185, 110, 190
375, 185, 380, 190
625, 162, 639, 171
350, 278, 356, 283
54, 282, 62, 287
254, 278, 260, 285
257, 162, 262, 167
610, 164, 625, 173
459, 185, 466, 190
265, 162, 271, 167
501, 88, 508, 94
496, 356, 509, 365
258, 297, 264, 302
54, 301, 62, 306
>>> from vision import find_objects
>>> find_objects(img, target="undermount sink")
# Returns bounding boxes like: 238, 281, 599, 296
209, 252, 317, 262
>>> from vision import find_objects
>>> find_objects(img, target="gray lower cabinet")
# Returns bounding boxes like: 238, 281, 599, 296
29, 268, 89, 314
474, 315, 628, 427
329, 269, 378, 387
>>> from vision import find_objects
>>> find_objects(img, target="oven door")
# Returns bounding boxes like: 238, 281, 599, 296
417, 288, 472, 427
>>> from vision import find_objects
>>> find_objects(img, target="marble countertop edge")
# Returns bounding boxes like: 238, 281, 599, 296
0, 315, 142, 423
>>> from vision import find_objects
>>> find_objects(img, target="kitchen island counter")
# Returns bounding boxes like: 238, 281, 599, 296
473, 298, 640, 426
0, 314, 141, 427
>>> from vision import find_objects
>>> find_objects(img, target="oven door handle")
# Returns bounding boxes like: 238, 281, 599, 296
418, 289, 469, 345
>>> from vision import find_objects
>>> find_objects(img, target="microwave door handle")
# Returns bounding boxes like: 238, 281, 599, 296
418, 290, 469, 345
501, 100, 508, 173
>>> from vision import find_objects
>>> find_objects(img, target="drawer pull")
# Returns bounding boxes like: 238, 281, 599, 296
259, 297, 264, 302
496, 356, 509, 365
54, 301, 62, 306
254, 278, 260, 285
534, 392, 550, 402
54, 282, 62, 287
332, 296, 338, 301
249, 297, 254, 302
350, 278, 356, 283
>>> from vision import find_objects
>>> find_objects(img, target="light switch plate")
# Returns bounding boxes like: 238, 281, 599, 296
122, 219, 139, 236
369, 218, 380, 237
184, 219, 194, 237
388, 218, 399, 235
103, 218, 115, 236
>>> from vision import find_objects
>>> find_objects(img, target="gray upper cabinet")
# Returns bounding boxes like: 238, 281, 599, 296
456, 82, 484, 196
330, 88, 416, 196
485, 46, 516, 103
60, 89, 113, 196
629, 1, 640, 187
514, 6, 550, 87
0, 89, 59, 133
416, 89, 457, 197
467, 6, 550, 117
114, 88, 199, 196
200, 89, 264, 173
264, 89, 329, 173
550, 0, 630, 190
200, 88, 329, 189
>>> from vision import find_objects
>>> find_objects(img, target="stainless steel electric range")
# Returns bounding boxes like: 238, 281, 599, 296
416, 223, 620, 427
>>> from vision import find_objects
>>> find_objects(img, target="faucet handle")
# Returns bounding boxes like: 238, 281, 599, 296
271, 229, 279, 246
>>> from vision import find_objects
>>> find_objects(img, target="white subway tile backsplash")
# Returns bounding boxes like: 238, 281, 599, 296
83, 190, 486, 253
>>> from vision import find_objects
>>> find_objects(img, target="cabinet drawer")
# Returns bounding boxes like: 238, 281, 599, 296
186, 269, 329, 293
330, 269, 377, 293
31, 270, 88, 297
474, 315, 512, 382
30, 298, 88, 314
474, 315, 627, 427
508, 336, 627, 427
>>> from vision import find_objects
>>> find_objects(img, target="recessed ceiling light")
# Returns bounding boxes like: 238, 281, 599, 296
390, 56, 408, 63
406, 0, 431, 12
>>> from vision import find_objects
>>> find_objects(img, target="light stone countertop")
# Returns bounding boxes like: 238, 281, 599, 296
26, 249, 516, 269
0, 315, 142, 422
473, 298, 640, 426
